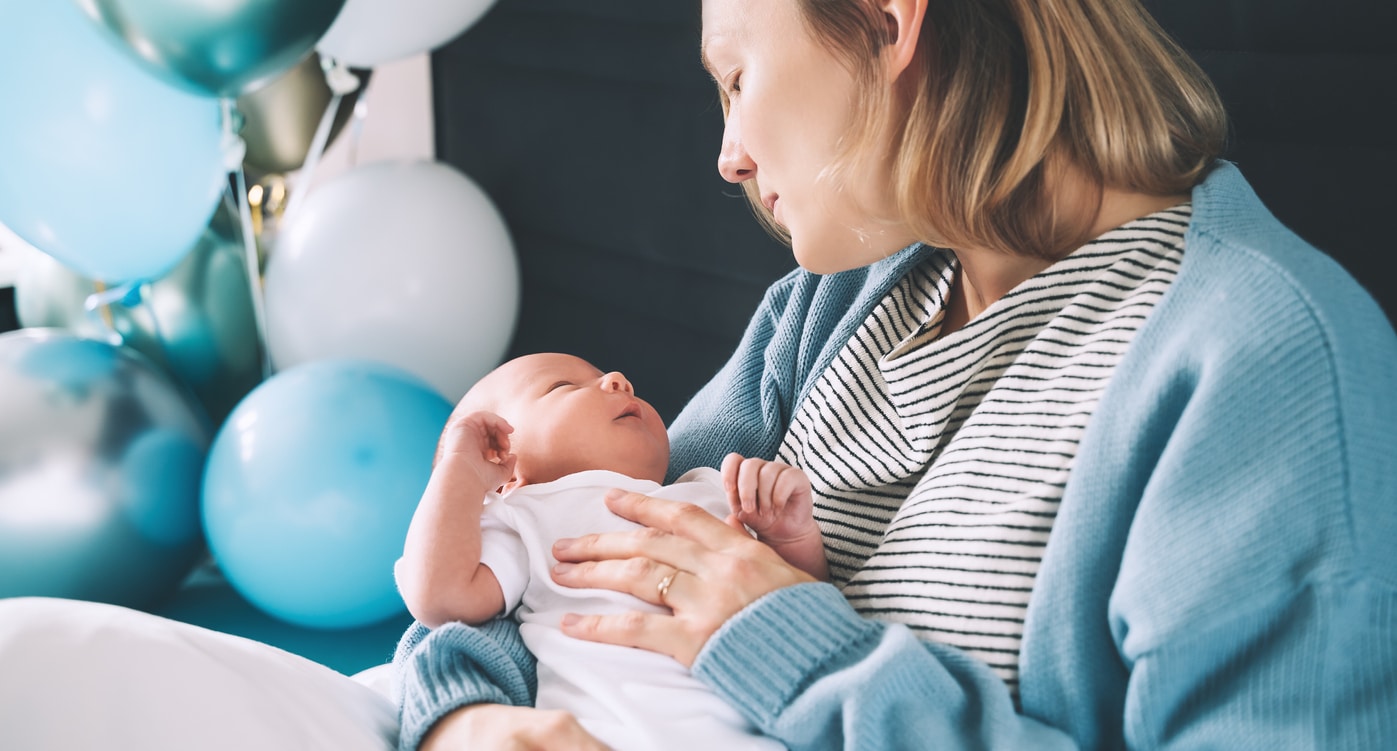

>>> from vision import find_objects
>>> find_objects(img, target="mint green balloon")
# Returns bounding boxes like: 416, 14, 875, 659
75, 0, 349, 97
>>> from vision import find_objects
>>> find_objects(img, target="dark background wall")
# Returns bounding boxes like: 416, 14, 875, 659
429, 2, 793, 422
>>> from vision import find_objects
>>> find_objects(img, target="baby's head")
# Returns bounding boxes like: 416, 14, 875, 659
454, 353, 670, 489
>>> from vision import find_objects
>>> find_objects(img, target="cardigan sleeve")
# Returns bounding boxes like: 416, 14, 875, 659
391, 618, 538, 751
692, 584, 1077, 750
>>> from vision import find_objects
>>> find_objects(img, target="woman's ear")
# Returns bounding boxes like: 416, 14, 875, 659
880, 0, 927, 78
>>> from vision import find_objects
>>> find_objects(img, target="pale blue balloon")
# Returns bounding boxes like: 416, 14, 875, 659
0, 0, 226, 285
201, 360, 452, 630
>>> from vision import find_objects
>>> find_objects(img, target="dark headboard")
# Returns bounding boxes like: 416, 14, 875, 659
431, 0, 1396, 420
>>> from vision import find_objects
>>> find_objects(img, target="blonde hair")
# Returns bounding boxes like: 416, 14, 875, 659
737, 0, 1227, 258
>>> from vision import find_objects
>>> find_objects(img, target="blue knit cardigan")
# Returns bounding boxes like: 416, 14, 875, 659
393, 163, 1397, 750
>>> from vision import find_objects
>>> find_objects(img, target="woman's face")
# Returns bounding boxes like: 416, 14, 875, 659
702, 0, 917, 273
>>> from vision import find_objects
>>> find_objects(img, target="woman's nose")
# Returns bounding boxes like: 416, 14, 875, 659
600, 372, 633, 394
717, 117, 755, 184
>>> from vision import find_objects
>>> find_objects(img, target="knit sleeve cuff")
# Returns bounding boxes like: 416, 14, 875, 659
394, 618, 537, 751
691, 582, 880, 724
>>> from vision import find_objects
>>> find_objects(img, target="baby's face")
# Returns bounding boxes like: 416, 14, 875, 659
484, 353, 670, 485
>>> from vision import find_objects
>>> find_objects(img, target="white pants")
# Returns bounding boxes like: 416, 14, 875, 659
0, 597, 397, 751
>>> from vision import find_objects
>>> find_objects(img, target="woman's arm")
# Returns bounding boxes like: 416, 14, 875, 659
397, 411, 513, 628
696, 584, 1075, 750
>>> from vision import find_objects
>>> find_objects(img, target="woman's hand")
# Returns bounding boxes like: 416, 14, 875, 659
420, 704, 608, 751
550, 489, 817, 667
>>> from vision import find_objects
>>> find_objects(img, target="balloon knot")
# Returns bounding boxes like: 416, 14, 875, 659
320, 56, 362, 96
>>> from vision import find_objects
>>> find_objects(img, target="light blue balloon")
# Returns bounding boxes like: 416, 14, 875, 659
201, 360, 452, 629
0, 0, 226, 285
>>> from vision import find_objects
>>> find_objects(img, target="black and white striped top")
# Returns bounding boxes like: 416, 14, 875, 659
776, 204, 1191, 691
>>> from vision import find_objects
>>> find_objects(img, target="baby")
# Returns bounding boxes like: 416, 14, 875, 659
396, 352, 826, 751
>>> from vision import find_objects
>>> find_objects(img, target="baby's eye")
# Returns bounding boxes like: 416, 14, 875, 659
546, 381, 571, 393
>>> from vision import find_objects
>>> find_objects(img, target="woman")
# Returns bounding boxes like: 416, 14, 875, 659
398, 0, 1397, 748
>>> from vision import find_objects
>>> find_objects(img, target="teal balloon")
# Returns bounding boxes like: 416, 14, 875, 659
14, 198, 263, 427
202, 360, 451, 629
75, 0, 350, 97
0, 330, 212, 611
0, 1, 225, 285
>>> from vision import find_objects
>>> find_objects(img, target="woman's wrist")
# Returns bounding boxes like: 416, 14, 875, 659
692, 582, 879, 718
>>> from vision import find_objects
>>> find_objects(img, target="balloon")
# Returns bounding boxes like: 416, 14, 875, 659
201, 359, 451, 629
264, 160, 520, 402
317, 0, 499, 68
14, 198, 263, 427
0, 329, 211, 611
72, 0, 348, 98
238, 55, 371, 175
0, 1, 225, 285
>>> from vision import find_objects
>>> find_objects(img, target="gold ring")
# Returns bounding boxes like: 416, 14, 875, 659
657, 571, 677, 601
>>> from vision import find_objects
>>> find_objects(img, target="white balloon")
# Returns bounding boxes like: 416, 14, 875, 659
264, 160, 520, 402
317, 0, 499, 68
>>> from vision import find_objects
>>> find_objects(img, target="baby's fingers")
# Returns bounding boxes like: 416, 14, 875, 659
723, 454, 763, 515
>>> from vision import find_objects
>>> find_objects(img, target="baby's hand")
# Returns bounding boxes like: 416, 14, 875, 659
720, 453, 818, 545
439, 410, 516, 493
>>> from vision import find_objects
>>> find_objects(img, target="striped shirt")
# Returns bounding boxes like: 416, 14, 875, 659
776, 204, 1191, 691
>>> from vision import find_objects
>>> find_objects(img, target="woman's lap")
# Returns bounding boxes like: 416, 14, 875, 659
0, 597, 397, 751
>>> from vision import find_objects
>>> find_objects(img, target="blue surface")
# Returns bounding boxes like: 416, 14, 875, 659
155, 559, 412, 676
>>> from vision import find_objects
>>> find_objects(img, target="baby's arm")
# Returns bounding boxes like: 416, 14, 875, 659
720, 453, 829, 581
397, 410, 516, 628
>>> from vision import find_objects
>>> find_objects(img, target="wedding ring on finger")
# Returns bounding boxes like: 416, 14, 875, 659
656, 570, 677, 602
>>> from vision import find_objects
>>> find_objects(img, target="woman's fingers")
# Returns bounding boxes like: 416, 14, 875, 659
552, 517, 713, 575
559, 598, 710, 666
605, 489, 753, 551
552, 556, 687, 608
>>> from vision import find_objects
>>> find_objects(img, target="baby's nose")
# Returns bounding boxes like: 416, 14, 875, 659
600, 372, 633, 394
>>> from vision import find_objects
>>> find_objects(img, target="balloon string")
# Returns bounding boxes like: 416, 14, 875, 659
347, 98, 369, 168
283, 55, 360, 226
83, 280, 140, 346
234, 168, 272, 380
138, 281, 166, 351
222, 98, 272, 380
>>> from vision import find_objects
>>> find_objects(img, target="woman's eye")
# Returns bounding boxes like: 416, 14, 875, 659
726, 72, 742, 94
